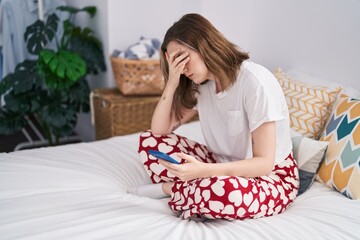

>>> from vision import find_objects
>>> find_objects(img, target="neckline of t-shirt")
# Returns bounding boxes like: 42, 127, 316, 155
212, 81, 228, 99
213, 61, 247, 99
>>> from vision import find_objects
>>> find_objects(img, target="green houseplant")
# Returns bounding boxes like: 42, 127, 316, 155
0, 6, 106, 146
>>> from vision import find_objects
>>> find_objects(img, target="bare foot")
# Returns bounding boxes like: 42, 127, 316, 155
162, 182, 173, 195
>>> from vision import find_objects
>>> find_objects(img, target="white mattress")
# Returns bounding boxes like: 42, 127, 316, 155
0, 121, 359, 240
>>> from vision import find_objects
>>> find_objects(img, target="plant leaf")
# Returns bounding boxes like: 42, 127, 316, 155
69, 27, 106, 74
0, 109, 27, 134
67, 77, 90, 112
60, 19, 74, 48
0, 60, 42, 95
24, 20, 46, 54
38, 49, 86, 89
81, 6, 97, 17
39, 102, 77, 136
24, 14, 59, 54
4, 90, 42, 114
57, 6, 96, 18
45, 13, 59, 39
0, 74, 13, 95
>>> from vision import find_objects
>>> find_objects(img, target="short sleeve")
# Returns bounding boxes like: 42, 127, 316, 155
245, 85, 285, 133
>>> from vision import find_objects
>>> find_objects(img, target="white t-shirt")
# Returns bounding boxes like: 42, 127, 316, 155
196, 61, 292, 165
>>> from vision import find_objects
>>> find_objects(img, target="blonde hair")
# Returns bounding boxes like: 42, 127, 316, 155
160, 13, 249, 121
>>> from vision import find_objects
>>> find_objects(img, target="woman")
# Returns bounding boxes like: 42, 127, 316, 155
134, 13, 298, 220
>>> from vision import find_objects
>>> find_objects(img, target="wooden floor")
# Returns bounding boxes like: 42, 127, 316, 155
0, 132, 28, 153
0, 131, 81, 153
0, 120, 43, 153
0, 123, 81, 153
0, 116, 44, 153
0, 115, 80, 153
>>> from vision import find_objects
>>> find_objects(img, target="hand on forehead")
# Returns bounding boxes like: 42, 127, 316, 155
166, 41, 195, 60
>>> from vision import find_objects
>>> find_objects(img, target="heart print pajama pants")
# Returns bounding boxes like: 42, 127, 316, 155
138, 131, 299, 220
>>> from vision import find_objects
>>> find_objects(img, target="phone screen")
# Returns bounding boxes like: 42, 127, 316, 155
148, 150, 179, 164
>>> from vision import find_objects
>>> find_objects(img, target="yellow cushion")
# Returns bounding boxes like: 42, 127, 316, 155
274, 68, 341, 139
316, 94, 360, 199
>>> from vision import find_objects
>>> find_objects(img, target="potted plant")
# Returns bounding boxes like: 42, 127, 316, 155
0, 5, 106, 146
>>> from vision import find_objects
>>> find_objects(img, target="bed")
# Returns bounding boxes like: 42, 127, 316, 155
1, 69, 360, 239
0, 119, 359, 240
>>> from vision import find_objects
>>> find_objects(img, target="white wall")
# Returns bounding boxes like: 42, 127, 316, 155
203, 0, 360, 89
70, 0, 360, 141
73, 0, 360, 89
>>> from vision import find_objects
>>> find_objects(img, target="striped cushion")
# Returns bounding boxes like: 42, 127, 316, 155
316, 94, 360, 199
274, 68, 341, 139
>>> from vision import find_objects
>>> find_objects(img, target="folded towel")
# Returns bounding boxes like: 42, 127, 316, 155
114, 36, 161, 60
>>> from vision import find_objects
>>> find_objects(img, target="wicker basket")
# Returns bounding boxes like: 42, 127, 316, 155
92, 88, 160, 140
110, 57, 165, 95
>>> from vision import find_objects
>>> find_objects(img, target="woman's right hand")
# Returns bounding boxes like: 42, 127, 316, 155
165, 49, 190, 88
151, 49, 191, 134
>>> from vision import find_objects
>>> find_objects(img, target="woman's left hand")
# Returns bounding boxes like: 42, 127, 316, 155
159, 152, 208, 181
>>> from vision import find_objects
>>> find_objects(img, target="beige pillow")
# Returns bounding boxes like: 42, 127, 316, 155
274, 68, 342, 139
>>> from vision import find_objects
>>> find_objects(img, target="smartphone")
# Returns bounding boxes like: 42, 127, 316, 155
148, 150, 180, 164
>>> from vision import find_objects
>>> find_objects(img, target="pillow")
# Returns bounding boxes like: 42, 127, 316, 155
316, 94, 360, 199
290, 129, 328, 195
286, 69, 360, 99
274, 68, 342, 139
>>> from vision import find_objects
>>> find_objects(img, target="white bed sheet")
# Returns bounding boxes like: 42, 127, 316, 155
0, 121, 359, 240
